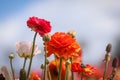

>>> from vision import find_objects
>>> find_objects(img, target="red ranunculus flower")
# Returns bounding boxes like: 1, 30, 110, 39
46, 32, 81, 59
71, 62, 82, 72
27, 16, 52, 36
82, 64, 101, 77
71, 63, 101, 79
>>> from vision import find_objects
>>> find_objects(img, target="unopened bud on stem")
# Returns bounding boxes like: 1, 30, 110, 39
43, 33, 51, 42
67, 30, 76, 38
112, 57, 118, 68
9, 52, 14, 59
106, 44, 112, 53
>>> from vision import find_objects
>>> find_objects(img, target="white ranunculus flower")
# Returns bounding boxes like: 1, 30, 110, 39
15, 41, 41, 58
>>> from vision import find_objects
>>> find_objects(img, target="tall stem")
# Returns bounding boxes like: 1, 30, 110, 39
58, 57, 63, 80
48, 66, 52, 80
43, 43, 47, 80
103, 59, 109, 80
54, 55, 59, 72
10, 59, 15, 80
27, 32, 37, 78
23, 58, 27, 70
65, 63, 68, 80
70, 57, 74, 80
103, 53, 109, 80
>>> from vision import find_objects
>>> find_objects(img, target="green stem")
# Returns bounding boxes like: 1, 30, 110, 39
65, 64, 68, 80
55, 55, 59, 72
27, 32, 37, 78
109, 68, 116, 80
58, 58, 63, 80
48, 66, 52, 80
23, 58, 27, 70
103, 60, 109, 80
70, 57, 74, 80
10, 59, 15, 80
43, 43, 47, 80
42, 69, 44, 80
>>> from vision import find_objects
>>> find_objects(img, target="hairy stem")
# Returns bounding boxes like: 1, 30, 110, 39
27, 32, 37, 78
58, 57, 63, 80
23, 58, 27, 70
43, 43, 47, 80
10, 59, 15, 80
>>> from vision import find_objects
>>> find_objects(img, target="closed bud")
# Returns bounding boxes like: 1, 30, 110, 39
106, 44, 112, 53
67, 30, 76, 38
81, 63, 86, 68
19, 69, 26, 80
9, 53, 14, 59
46, 59, 49, 64
65, 61, 70, 67
112, 57, 118, 68
41, 64, 44, 69
43, 33, 51, 42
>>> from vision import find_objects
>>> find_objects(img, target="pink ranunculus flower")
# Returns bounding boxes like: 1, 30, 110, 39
27, 16, 52, 37
15, 41, 41, 59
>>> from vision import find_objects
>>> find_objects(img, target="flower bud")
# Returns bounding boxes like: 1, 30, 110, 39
41, 64, 44, 69
9, 53, 14, 59
81, 63, 86, 68
43, 33, 51, 42
65, 61, 70, 67
67, 30, 76, 38
106, 44, 112, 53
112, 57, 118, 68
19, 69, 26, 80
46, 59, 49, 64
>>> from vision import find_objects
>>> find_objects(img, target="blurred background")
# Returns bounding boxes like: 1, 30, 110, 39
0, 0, 120, 75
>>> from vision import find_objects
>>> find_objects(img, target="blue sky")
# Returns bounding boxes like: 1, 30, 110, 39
0, 0, 120, 72
0, 0, 29, 19
0, 0, 46, 20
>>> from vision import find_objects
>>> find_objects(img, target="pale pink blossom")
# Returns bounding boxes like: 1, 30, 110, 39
15, 41, 41, 58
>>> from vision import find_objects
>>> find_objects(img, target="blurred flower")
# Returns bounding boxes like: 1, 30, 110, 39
73, 50, 82, 63
72, 62, 101, 79
15, 41, 41, 58
71, 62, 81, 72
48, 60, 66, 80
27, 16, 52, 36
82, 64, 101, 78
30, 72, 41, 80
46, 32, 81, 59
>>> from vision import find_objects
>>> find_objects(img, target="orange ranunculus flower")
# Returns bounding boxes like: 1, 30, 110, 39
48, 60, 66, 80
46, 32, 81, 59
73, 50, 82, 63
30, 72, 41, 80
